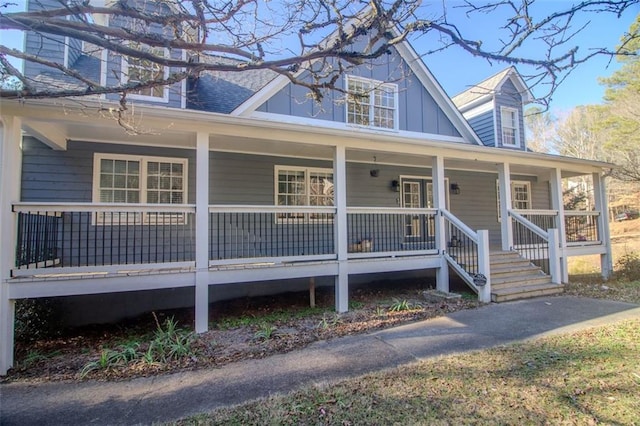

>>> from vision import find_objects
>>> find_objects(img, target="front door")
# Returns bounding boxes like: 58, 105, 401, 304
401, 178, 435, 240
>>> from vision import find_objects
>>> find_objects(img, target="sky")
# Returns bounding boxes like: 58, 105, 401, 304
1, 1, 638, 113
410, 1, 639, 112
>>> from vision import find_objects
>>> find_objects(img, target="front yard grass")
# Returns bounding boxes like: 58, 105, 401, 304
176, 318, 640, 425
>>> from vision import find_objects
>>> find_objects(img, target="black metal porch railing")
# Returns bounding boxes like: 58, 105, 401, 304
16, 211, 61, 268
509, 211, 550, 275
564, 211, 600, 244
14, 204, 196, 270
442, 209, 480, 277
347, 208, 438, 254
514, 210, 557, 233
209, 206, 336, 262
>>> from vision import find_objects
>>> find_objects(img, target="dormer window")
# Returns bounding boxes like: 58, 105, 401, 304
122, 44, 169, 102
346, 76, 398, 130
500, 106, 520, 147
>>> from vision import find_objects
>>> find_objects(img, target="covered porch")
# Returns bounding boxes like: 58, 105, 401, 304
0, 102, 613, 374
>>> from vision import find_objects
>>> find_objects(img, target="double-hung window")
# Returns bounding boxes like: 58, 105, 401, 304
500, 106, 520, 147
346, 76, 398, 130
275, 166, 334, 221
496, 180, 531, 221
122, 43, 169, 101
93, 153, 188, 224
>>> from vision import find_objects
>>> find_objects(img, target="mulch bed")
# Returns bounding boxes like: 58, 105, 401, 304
4, 279, 480, 383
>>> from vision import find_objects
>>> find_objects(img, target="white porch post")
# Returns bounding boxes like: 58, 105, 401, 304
334, 145, 348, 313
550, 168, 568, 283
548, 229, 562, 284
593, 172, 613, 279
194, 132, 210, 333
477, 230, 492, 303
0, 116, 22, 375
497, 163, 513, 251
431, 155, 449, 292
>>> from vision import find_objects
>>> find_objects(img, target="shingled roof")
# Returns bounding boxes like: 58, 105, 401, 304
187, 55, 279, 114
29, 51, 278, 114
451, 67, 514, 109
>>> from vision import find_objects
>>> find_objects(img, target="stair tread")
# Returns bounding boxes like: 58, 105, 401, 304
492, 282, 562, 295
490, 264, 541, 273
491, 275, 551, 285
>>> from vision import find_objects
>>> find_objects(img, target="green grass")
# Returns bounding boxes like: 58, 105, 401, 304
174, 319, 640, 425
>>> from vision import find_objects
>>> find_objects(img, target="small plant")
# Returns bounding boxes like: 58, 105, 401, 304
317, 313, 341, 330
253, 323, 278, 341
17, 350, 61, 370
375, 305, 386, 317
389, 298, 421, 312
80, 348, 124, 378
149, 314, 196, 362
79, 314, 197, 378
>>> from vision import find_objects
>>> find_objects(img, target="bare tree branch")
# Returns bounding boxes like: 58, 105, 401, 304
0, 0, 637, 109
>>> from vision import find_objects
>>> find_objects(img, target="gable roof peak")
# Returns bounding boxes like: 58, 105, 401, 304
452, 66, 533, 109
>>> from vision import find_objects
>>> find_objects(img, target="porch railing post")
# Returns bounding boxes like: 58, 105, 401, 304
477, 230, 492, 303
194, 132, 210, 333
334, 145, 348, 312
593, 172, 613, 279
550, 168, 568, 283
497, 163, 513, 251
548, 229, 561, 284
432, 155, 449, 292
0, 116, 22, 375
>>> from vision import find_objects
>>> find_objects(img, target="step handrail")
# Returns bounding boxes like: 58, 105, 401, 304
440, 209, 491, 303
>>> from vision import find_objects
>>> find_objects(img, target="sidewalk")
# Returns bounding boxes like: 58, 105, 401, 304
2, 295, 639, 425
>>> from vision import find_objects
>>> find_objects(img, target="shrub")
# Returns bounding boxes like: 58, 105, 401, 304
14, 298, 61, 342
615, 252, 640, 281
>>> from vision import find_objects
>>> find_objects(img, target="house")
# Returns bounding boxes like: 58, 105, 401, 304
0, 0, 613, 375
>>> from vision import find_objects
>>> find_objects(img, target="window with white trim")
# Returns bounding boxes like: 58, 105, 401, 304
346, 76, 398, 130
122, 43, 169, 101
496, 180, 531, 220
500, 106, 520, 147
93, 154, 188, 223
275, 166, 334, 220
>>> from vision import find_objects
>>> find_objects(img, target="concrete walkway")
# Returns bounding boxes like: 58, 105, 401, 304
1, 296, 639, 425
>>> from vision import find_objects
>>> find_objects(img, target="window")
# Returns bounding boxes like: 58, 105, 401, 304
122, 43, 169, 101
93, 154, 188, 223
346, 76, 398, 130
496, 180, 531, 220
500, 106, 520, 147
275, 166, 334, 220
511, 182, 531, 210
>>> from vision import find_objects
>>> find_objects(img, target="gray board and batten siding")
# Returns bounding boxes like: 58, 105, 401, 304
256, 46, 462, 138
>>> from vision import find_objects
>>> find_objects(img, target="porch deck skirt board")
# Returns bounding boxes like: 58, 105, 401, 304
7, 254, 443, 299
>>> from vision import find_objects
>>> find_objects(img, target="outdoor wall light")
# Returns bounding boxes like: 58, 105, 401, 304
450, 183, 461, 195
391, 180, 400, 192
370, 156, 380, 177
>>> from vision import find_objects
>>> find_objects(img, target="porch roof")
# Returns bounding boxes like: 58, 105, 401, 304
2, 98, 614, 178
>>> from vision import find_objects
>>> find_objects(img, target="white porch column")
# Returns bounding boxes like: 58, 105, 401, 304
550, 168, 569, 283
334, 145, 348, 312
593, 172, 613, 279
194, 132, 210, 333
477, 230, 492, 303
497, 163, 513, 251
0, 116, 22, 375
431, 155, 449, 292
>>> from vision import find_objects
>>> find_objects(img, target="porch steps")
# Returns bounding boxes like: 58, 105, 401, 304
489, 251, 563, 302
